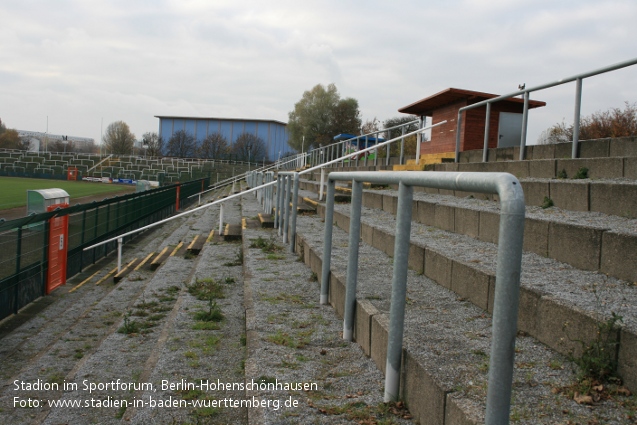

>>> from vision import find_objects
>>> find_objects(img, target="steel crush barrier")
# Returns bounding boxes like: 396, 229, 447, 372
454, 57, 637, 162
320, 171, 525, 425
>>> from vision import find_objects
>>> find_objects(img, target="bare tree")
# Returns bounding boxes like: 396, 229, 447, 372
198, 133, 229, 159
361, 117, 381, 135
49, 138, 75, 153
166, 130, 196, 158
231, 133, 267, 161
141, 132, 164, 157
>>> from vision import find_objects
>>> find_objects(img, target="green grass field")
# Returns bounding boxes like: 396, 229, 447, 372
0, 177, 136, 210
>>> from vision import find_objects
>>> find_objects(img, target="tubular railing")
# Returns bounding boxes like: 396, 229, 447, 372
455, 57, 637, 163
187, 153, 308, 206
307, 119, 420, 169
321, 171, 525, 425
272, 121, 446, 253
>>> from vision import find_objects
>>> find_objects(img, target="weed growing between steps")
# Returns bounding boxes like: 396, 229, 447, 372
541, 196, 554, 209
573, 167, 589, 179
117, 286, 178, 335
187, 277, 231, 325
557, 292, 635, 413
249, 235, 282, 253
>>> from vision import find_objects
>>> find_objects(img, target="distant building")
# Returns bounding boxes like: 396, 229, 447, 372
155, 116, 289, 161
16, 130, 95, 153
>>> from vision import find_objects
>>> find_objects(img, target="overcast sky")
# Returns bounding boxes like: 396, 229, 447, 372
1, 0, 636, 148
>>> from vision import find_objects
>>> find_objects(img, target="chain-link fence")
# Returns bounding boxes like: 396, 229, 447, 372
0, 178, 208, 321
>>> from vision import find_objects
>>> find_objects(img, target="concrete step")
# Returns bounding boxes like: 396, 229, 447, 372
240, 191, 415, 425
224, 223, 243, 241
186, 234, 206, 255
113, 257, 139, 283
150, 246, 170, 271
457, 137, 637, 163
428, 177, 637, 219
257, 212, 274, 228
298, 178, 637, 283
296, 189, 637, 395
291, 211, 636, 424
0, 192, 224, 424
431, 156, 636, 181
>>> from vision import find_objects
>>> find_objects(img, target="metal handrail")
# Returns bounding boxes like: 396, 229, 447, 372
454, 57, 637, 162
307, 119, 420, 168
189, 152, 306, 200
321, 171, 525, 425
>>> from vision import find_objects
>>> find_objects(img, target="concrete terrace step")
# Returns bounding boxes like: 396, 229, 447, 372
291, 211, 635, 424
431, 156, 636, 180
298, 178, 637, 283
293, 186, 637, 394
186, 234, 206, 255
422, 177, 637, 219
240, 192, 415, 425
257, 213, 274, 228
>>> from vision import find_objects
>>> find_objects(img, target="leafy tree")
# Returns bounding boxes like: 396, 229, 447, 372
287, 83, 361, 151
141, 132, 164, 157
166, 130, 196, 158
231, 133, 267, 161
0, 119, 29, 150
0, 129, 29, 150
538, 102, 637, 144
382, 116, 420, 157
198, 133, 229, 159
103, 121, 135, 155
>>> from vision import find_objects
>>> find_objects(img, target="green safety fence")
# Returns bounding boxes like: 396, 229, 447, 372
0, 178, 208, 321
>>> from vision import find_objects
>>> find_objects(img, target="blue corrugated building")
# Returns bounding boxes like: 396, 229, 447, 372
155, 116, 290, 161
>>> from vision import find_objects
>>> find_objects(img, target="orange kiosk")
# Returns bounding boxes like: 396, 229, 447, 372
27, 189, 70, 294
67, 166, 78, 181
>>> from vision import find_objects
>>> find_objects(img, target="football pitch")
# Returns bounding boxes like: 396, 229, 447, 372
0, 177, 136, 210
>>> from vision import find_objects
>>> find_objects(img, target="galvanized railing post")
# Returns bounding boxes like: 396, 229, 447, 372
455, 111, 463, 162
384, 181, 414, 402
218, 203, 224, 236
400, 127, 405, 165
320, 179, 336, 305
415, 116, 423, 165
117, 237, 123, 272
483, 102, 492, 163
572, 77, 583, 159
364, 135, 369, 167
283, 174, 291, 243
289, 172, 300, 253
485, 175, 525, 425
519, 91, 530, 161
319, 167, 325, 201
386, 129, 391, 167
374, 132, 378, 167
278, 174, 286, 236
343, 180, 363, 341
275, 175, 282, 230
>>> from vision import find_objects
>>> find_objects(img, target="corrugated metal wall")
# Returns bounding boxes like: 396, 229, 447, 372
157, 117, 290, 161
